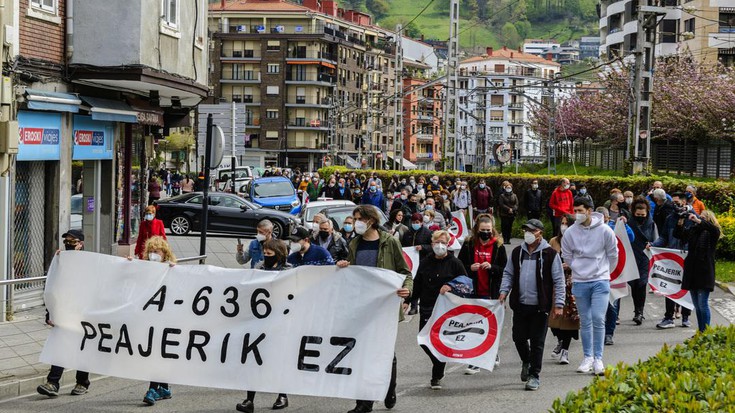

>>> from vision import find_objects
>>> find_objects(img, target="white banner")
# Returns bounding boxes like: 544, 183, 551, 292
401, 247, 420, 279
647, 247, 694, 310
609, 220, 640, 301
40, 252, 406, 400
417, 293, 505, 371
448, 210, 470, 242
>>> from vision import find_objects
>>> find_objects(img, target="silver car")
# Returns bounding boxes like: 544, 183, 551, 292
299, 200, 356, 230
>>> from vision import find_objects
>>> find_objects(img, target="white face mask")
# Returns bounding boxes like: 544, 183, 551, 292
148, 252, 163, 262
145, 213, 154, 221
255, 233, 266, 242
423, 215, 431, 223
524, 232, 537, 245
625, 197, 633, 205
505, 187, 512, 193
432, 242, 448, 256
560, 225, 568, 234
563, 184, 570, 190
354, 220, 368, 235
532, 184, 538, 190
575, 213, 588, 223
290, 242, 302, 254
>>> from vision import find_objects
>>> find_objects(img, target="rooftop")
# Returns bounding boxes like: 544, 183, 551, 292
209, 0, 314, 13
461, 46, 561, 67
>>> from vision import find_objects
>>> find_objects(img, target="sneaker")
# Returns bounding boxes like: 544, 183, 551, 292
143, 388, 160, 406
156, 386, 172, 399
656, 318, 675, 329
577, 357, 594, 373
520, 362, 530, 382
347, 402, 373, 413
430, 379, 442, 390
681, 317, 692, 328
407, 307, 418, 315
464, 365, 481, 375
236, 400, 254, 413
550, 340, 563, 359
70, 384, 88, 395
36, 382, 59, 397
593, 358, 605, 376
525, 376, 540, 391
604, 335, 614, 345
616, 317, 620, 325
633, 313, 644, 325
559, 349, 569, 365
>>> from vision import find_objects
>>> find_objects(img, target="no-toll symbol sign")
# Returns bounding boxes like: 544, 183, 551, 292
429, 305, 498, 359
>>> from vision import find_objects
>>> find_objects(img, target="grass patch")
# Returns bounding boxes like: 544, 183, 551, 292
716, 260, 735, 283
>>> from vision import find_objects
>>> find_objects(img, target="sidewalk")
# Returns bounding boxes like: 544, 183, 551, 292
0, 233, 244, 402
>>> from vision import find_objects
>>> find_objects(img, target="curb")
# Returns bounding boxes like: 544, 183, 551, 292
0, 370, 104, 404
715, 280, 735, 296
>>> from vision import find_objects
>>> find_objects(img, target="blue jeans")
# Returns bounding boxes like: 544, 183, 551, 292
689, 289, 711, 332
572, 280, 610, 359
605, 299, 620, 336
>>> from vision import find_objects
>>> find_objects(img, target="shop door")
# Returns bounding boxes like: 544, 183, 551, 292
12, 162, 46, 310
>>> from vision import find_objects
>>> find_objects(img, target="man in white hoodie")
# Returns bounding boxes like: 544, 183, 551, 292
561, 198, 618, 376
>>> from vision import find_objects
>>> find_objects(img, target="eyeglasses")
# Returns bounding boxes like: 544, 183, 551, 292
63, 240, 79, 246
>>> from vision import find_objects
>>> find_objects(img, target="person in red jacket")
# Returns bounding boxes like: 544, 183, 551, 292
135, 205, 167, 259
549, 178, 574, 237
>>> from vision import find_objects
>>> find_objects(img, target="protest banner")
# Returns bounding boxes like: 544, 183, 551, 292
647, 247, 693, 310
449, 210, 470, 242
417, 293, 504, 371
40, 251, 405, 400
402, 247, 420, 278
609, 220, 639, 301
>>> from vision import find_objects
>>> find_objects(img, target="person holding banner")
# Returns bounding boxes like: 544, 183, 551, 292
498, 219, 565, 391
337, 205, 412, 413
414, 230, 469, 389
625, 200, 658, 327
287, 227, 335, 267
237, 239, 291, 413
676, 211, 721, 332
402, 212, 433, 315
561, 198, 618, 376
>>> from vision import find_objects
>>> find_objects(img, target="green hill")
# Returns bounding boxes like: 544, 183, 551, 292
340, 0, 599, 50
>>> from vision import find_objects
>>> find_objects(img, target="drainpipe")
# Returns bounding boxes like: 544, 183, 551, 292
65, 0, 73, 61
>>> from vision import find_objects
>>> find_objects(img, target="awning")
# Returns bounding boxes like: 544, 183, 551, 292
338, 153, 360, 169
25, 89, 81, 113
80, 96, 138, 123
387, 155, 417, 170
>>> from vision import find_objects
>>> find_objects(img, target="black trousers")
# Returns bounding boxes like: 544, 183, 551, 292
356, 354, 397, 408
500, 216, 515, 243
551, 216, 561, 237
629, 278, 647, 314
419, 313, 446, 381
665, 298, 691, 320
527, 211, 541, 220
246, 391, 287, 401
512, 305, 549, 380
47, 365, 90, 387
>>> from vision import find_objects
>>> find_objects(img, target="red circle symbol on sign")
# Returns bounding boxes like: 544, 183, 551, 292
429, 305, 498, 359
451, 216, 464, 238
648, 252, 687, 299
610, 236, 626, 282
402, 250, 414, 273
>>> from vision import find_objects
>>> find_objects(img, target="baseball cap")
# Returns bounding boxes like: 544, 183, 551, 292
288, 226, 310, 242
522, 219, 544, 232
62, 229, 85, 241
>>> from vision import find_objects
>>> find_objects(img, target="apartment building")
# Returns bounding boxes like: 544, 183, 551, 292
207, 0, 401, 171
599, 0, 735, 66
402, 61, 443, 170
457, 47, 561, 171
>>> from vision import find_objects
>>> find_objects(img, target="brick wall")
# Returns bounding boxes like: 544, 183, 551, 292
19, 0, 65, 64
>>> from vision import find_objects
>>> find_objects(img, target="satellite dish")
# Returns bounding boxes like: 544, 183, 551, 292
210, 125, 225, 169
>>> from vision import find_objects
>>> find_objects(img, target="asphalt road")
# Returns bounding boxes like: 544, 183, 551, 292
4, 275, 734, 413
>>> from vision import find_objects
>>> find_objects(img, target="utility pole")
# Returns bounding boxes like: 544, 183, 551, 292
328, 85, 337, 165
443, 0, 459, 171
230, 100, 236, 193
630, 4, 667, 175
366, 67, 374, 169
393, 24, 404, 171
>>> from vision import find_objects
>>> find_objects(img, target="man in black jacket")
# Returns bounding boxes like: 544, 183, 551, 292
525, 179, 543, 220
313, 219, 350, 261
652, 188, 675, 232
401, 213, 433, 315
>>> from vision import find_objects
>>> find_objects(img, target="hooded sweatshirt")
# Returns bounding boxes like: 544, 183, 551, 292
561, 212, 618, 283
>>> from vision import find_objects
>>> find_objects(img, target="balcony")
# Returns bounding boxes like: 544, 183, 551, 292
416, 114, 434, 123
508, 118, 525, 126
489, 116, 505, 122
221, 49, 261, 60
286, 119, 330, 131
285, 73, 336, 86
415, 152, 433, 159
285, 97, 331, 108
231, 95, 260, 105
710, 32, 735, 48
416, 133, 434, 142
419, 97, 435, 106
286, 50, 337, 63
221, 71, 261, 83
509, 102, 524, 110
287, 137, 329, 151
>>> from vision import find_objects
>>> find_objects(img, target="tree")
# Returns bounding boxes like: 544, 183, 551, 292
500, 22, 521, 48
366, 0, 390, 20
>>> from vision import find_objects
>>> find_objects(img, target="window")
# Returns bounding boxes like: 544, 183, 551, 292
265, 131, 279, 140
267, 64, 280, 74
266, 86, 279, 96
266, 109, 279, 119
267, 41, 280, 51
31, 0, 56, 13
684, 18, 695, 34
161, 0, 179, 28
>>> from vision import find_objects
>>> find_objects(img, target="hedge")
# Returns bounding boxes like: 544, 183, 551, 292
552, 326, 735, 412
319, 167, 735, 259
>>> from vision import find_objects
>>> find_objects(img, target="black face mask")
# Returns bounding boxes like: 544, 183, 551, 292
478, 231, 492, 241
635, 216, 646, 225
408, 201, 416, 207
263, 255, 279, 269
65, 244, 77, 251
319, 231, 330, 240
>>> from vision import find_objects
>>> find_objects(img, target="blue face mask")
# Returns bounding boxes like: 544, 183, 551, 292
425, 205, 434, 211
580, 189, 587, 195
343, 224, 353, 232
411, 223, 421, 231
370, 186, 377, 193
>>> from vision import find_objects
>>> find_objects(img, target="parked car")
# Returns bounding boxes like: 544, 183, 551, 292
154, 192, 298, 239
242, 176, 301, 215
216, 166, 253, 192
71, 193, 83, 230
299, 200, 356, 230
320, 205, 388, 231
